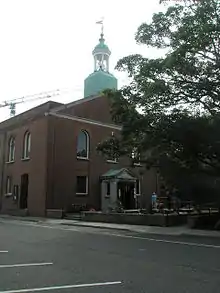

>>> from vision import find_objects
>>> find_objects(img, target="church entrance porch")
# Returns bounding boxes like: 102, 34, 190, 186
117, 181, 135, 210
100, 168, 138, 212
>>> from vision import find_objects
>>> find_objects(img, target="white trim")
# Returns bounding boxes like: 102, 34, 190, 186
107, 159, 118, 164
22, 132, 31, 160
76, 176, 88, 195
134, 162, 142, 166
106, 181, 111, 196
131, 148, 141, 166
8, 137, 15, 162
76, 156, 89, 161
5, 176, 12, 195
135, 179, 141, 196
21, 158, 30, 162
45, 112, 122, 130
76, 130, 89, 159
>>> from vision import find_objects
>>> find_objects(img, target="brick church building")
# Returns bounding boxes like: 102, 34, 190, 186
0, 30, 159, 217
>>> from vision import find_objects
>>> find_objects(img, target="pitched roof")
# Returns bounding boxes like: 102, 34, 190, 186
0, 101, 63, 131
51, 94, 103, 113
101, 168, 136, 181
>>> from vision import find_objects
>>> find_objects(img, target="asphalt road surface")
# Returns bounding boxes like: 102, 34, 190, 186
0, 219, 220, 293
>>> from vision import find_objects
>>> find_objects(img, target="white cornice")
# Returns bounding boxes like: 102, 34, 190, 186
51, 94, 103, 113
45, 112, 122, 130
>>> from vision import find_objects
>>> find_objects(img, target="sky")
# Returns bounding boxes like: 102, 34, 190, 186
0, 0, 165, 122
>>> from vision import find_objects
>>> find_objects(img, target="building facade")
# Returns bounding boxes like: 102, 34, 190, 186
0, 29, 159, 217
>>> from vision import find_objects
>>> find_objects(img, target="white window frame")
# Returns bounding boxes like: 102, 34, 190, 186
76, 130, 89, 160
22, 132, 31, 159
135, 179, 141, 195
106, 157, 118, 164
5, 176, 12, 195
106, 181, 111, 197
7, 137, 15, 163
106, 131, 119, 163
131, 148, 141, 166
76, 176, 89, 195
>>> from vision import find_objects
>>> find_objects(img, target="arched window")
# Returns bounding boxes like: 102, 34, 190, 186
76, 130, 89, 159
23, 132, 31, 159
7, 137, 15, 162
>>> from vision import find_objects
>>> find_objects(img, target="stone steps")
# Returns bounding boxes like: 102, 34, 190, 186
65, 213, 83, 221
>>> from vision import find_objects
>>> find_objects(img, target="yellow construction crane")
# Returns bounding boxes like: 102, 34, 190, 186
0, 89, 60, 117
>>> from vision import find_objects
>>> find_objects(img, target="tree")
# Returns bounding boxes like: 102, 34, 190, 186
97, 0, 220, 204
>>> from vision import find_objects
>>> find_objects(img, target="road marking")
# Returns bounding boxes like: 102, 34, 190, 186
0, 251, 8, 253
110, 233, 220, 249
30, 223, 220, 248
0, 281, 122, 293
0, 262, 53, 269
3, 220, 220, 249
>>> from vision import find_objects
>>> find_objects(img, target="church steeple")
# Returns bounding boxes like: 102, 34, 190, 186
84, 20, 118, 98
92, 23, 111, 72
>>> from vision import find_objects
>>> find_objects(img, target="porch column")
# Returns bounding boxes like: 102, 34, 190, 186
110, 180, 118, 204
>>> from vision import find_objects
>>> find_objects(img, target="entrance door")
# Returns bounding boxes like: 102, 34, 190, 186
20, 174, 29, 209
118, 182, 135, 209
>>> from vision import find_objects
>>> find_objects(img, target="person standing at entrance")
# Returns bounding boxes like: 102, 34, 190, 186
151, 192, 157, 209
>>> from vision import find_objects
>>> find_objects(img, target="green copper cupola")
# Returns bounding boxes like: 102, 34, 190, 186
84, 23, 118, 98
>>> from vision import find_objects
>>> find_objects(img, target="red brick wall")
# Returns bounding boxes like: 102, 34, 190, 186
46, 115, 122, 211
46, 115, 158, 211
1, 117, 48, 216
60, 96, 113, 124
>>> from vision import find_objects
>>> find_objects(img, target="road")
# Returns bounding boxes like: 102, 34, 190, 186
0, 218, 220, 292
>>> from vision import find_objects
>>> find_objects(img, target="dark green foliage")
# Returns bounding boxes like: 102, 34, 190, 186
97, 0, 220, 204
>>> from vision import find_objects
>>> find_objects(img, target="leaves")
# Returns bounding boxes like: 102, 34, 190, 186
98, 0, 220, 203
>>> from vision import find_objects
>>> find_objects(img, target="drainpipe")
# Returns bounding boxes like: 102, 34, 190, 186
45, 115, 56, 214
0, 131, 7, 210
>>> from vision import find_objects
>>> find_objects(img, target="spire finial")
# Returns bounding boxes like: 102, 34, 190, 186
96, 17, 104, 40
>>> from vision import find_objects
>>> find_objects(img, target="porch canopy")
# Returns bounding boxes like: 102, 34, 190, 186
100, 168, 136, 182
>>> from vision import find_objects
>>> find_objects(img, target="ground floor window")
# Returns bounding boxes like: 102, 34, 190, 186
76, 176, 88, 195
135, 179, 141, 195
106, 182, 111, 196
5, 176, 12, 195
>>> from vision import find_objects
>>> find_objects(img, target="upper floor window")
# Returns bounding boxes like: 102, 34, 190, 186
77, 130, 89, 159
7, 137, 15, 162
106, 132, 118, 163
22, 132, 31, 159
131, 147, 141, 166
106, 155, 118, 164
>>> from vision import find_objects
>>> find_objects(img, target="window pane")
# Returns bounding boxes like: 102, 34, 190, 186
136, 179, 140, 194
132, 147, 141, 165
6, 176, 12, 194
76, 176, 87, 194
8, 138, 15, 162
77, 131, 88, 158
106, 182, 110, 195
23, 132, 31, 158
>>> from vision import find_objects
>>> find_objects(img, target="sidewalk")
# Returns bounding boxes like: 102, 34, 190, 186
1, 214, 220, 238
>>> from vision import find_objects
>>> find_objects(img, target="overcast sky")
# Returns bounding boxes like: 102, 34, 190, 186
0, 0, 165, 122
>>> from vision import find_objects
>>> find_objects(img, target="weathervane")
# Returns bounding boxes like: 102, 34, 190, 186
96, 17, 104, 36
